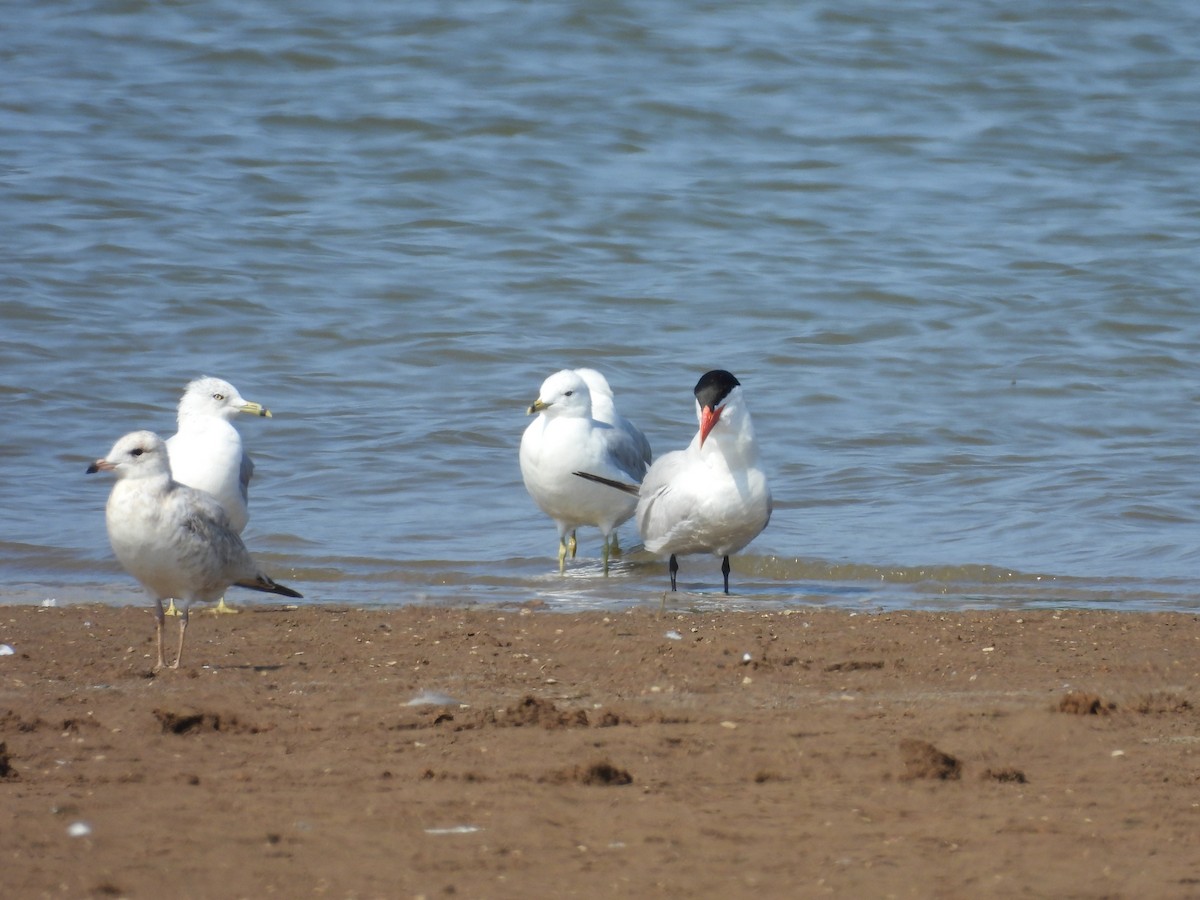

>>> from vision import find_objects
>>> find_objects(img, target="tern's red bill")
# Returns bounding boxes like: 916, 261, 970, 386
699, 405, 723, 446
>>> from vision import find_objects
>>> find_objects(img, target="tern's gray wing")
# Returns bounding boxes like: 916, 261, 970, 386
634, 450, 702, 552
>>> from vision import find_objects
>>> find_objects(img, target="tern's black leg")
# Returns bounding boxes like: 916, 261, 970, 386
669, 554, 679, 591
721, 556, 731, 594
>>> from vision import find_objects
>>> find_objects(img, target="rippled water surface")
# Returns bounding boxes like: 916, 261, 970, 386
4, 1, 1199, 611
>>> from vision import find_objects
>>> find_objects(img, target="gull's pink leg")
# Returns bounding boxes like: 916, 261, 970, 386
171, 605, 189, 670
154, 598, 166, 670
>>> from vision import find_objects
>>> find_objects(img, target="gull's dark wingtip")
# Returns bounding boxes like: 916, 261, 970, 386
237, 576, 303, 599
572, 470, 640, 496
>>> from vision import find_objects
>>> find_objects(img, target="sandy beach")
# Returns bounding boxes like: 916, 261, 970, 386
2, 602, 1198, 898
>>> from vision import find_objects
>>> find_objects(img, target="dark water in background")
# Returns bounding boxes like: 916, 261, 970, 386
3, 1, 1199, 611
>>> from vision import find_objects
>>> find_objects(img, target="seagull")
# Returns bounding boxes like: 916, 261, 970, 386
165, 376, 272, 614
570, 368, 652, 558
575, 369, 653, 467
519, 369, 650, 575
575, 369, 771, 594
87, 430, 302, 670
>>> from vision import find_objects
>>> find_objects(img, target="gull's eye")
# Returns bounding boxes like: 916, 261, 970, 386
564, 390, 574, 397
212, 393, 225, 401
131, 448, 145, 457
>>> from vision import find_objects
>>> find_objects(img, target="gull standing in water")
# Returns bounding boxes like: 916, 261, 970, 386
570, 368, 652, 559
165, 376, 272, 614
575, 369, 771, 594
520, 369, 650, 575
88, 431, 301, 670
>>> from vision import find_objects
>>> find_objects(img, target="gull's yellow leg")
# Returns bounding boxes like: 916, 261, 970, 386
609, 532, 622, 558
206, 596, 239, 615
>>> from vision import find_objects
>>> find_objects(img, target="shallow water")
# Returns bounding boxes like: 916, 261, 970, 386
3, 1, 1199, 611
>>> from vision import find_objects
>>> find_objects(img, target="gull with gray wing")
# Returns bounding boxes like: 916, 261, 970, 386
569, 368, 652, 559
88, 430, 301, 670
165, 376, 272, 614
520, 369, 650, 575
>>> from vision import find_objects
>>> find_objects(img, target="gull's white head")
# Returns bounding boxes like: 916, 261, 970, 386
87, 430, 172, 480
178, 376, 271, 423
575, 368, 618, 423
527, 369, 593, 419
574, 368, 614, 400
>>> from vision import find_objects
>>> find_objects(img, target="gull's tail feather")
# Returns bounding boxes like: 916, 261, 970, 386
573, 471, 640, 496
236, 575, 303, 599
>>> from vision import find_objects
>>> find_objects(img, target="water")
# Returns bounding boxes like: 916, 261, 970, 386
3, 0, 1199, 612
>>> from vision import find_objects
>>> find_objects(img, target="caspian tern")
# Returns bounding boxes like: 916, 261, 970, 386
575, 369, 771, 594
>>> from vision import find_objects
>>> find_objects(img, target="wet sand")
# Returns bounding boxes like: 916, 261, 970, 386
2, 602, 1198, 898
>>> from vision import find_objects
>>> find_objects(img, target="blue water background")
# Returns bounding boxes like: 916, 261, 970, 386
3, 1, 1199, 610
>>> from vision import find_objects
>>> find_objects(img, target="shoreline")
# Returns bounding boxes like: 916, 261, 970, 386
3, 604, 1198, 897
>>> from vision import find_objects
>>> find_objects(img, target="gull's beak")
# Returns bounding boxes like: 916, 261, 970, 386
527, 398, 549, 415
239, 401, 272, 418
86, 458, 115, 474
699, 405, 723, 447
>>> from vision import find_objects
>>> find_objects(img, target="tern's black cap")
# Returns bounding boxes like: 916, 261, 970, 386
694, 370, 740, 410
